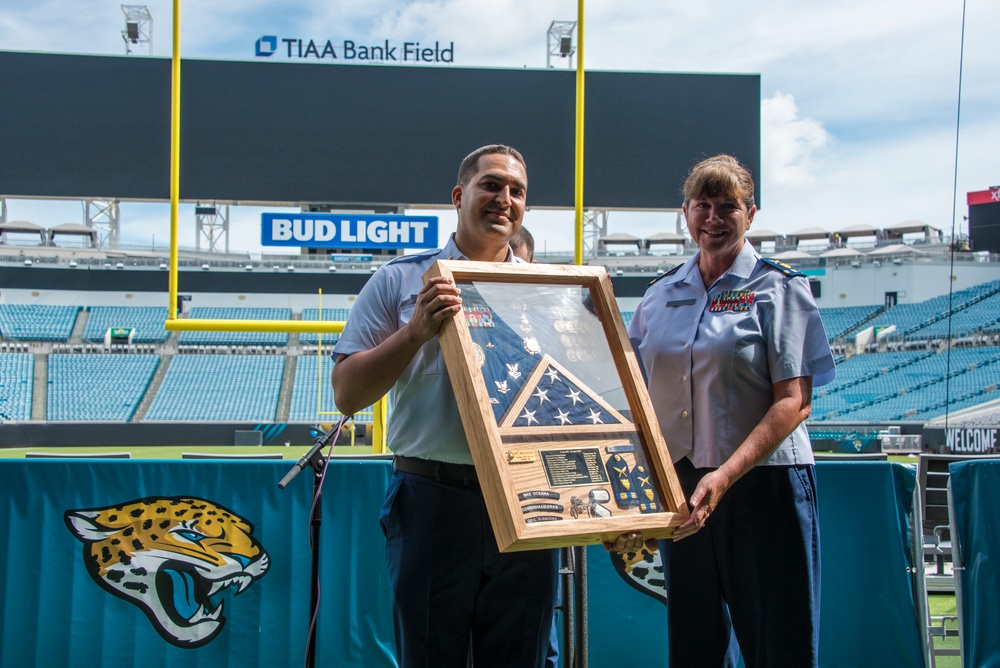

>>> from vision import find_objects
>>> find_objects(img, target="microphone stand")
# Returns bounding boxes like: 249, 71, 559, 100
278, 417, 347, 668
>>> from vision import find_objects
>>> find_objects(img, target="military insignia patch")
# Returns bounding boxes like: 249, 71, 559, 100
709, 290, 755, 312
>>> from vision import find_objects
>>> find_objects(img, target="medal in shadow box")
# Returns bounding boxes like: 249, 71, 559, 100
424, 260, 690, 552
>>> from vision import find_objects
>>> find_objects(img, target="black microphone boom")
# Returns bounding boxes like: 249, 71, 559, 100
277, 418, 347, 489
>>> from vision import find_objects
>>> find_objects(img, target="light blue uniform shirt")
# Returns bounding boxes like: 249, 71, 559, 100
333, 235, 524, 465
628, 242, 836, 468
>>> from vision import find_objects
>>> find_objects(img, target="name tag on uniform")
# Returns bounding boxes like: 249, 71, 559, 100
666, 299, 696, 307
709, 290, 755, 312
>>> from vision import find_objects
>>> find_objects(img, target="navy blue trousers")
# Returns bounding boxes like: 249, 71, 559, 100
380, 469, 559, 668
661, 458, 821, 668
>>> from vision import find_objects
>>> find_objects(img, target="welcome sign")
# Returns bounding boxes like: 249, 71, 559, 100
261, 213, 438, 250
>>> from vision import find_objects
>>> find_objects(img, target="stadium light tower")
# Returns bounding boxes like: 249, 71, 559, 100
546, 21, 576, 69
121, 5, 153, 55
195, 203, 230, 253
83, 199, 121, 249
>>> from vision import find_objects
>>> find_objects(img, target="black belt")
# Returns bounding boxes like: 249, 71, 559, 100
393, 455, 479, 487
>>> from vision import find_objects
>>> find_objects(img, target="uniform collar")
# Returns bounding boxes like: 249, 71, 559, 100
728, 240, 760, 279
441, 234, 469, 261
442, 233, 516, 263
678, 240, 760, 285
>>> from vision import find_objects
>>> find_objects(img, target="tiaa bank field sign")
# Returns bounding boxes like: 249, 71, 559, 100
262, 213, 438, 250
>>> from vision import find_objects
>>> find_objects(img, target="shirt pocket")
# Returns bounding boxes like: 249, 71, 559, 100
399, 295, 445, 376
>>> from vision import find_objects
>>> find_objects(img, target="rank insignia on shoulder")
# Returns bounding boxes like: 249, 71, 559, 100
646, 264, 682, 286
761, 257, 805, 277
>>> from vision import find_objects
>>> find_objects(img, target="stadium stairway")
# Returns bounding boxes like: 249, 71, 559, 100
31, 353, 47, 420
69, 309, 88, 344
276, 354, 297, 422
131, 354, 173, 422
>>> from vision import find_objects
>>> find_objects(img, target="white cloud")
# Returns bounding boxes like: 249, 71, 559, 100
761, 92, 833, 191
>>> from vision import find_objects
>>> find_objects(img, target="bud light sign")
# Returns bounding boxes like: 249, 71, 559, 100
261, 213, 438, 250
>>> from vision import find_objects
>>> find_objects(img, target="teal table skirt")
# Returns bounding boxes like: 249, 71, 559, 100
0, 459, 925, 667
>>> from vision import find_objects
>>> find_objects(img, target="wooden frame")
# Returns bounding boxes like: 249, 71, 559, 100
424, 260, 689, 552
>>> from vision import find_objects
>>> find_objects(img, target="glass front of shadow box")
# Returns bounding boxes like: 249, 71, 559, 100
458, 279, 669, 526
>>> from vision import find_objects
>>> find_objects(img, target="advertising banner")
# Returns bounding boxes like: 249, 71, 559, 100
261, 213, 438, 250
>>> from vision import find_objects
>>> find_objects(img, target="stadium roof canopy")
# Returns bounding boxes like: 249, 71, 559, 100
869, 243, 926, 256
835, 224, 879, 236
0, 220, 46, 244
772, 250, 814, 260
789, 227, 831, 239
48, 223, 98, 246
884, 219, 940, 233
820, 247, 864, 257
746, 228, 781, 240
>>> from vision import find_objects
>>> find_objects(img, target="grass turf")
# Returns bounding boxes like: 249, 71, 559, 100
0, 445, 382, 459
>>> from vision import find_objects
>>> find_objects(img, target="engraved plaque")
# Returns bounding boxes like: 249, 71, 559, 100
540, 448, 610, 488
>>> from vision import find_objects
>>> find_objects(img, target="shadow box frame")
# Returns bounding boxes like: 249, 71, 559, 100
424, 260, 690, 552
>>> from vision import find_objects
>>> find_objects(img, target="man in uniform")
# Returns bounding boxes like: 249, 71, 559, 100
331, 145, 559, 668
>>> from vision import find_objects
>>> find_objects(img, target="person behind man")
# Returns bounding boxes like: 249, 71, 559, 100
627, 154, 835, 667
509, 225, 535, 263
331, 145, 559, 668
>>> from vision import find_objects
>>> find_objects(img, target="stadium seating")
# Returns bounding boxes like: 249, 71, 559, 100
177, 307, 292, 346
2, 279, 1000, 426
818, 305, 883, 340
289, 353, 375, 422
82, 306, 170, 342
144, 354, 284, 421
0, 304, 80, 341
0, 353, 34, 421
46, 354, 159, 421
867, 280, 1000, 339
288, 354, 341, 421
813, 346, 1000, 422
906, 291, 1000, 340
299, 307, 351, 345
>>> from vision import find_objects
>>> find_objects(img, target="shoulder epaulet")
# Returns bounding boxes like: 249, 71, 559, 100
646, 263, 682, 286
385, 248, 442, 266
760, 257, 804, 277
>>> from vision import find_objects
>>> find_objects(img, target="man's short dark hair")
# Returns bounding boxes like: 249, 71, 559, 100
457, 144, 526, 187
510, 226, 535, 262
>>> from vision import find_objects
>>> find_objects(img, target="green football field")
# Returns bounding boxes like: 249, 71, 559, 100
0, 444, 383, 459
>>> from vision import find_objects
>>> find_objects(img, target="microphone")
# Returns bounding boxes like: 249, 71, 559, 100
277, 417, 348, 489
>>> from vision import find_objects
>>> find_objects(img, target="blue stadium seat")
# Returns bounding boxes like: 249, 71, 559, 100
145, 354, 284, 421
83, 306, 170, 342
46, 354, 159, 421
177, 308, 292, 346
0, 353, 34, 421
0, 304, 80, 341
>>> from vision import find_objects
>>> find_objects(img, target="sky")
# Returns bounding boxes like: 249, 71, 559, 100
1, 0, 998, 257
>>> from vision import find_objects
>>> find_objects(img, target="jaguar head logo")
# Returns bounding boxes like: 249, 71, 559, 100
65, 497, 270, 648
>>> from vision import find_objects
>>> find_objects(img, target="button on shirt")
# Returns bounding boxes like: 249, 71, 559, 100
333, 235, 524, 465
628, 242, 836, 468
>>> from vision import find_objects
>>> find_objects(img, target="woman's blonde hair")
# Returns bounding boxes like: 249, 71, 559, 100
682, 155, 755, 211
